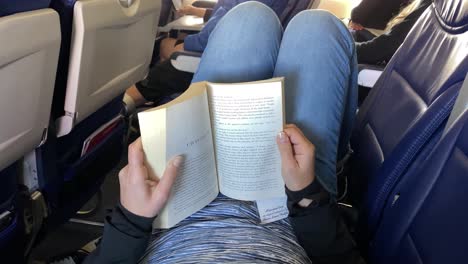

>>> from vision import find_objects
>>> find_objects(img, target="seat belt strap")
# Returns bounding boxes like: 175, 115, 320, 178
444, 72, 468, 135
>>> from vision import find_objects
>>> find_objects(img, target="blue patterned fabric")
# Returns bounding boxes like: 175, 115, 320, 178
140, 195, 311, 263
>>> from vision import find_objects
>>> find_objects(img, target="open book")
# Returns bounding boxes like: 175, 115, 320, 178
139, 78, 285, 229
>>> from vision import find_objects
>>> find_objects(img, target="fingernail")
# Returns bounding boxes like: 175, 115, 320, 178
278, 132, 287, 143
172, 156, 184, 168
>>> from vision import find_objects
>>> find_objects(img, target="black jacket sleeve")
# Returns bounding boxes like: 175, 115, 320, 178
83, 204, 155, 264
355, 0, 431, 65
287, 182, 365, 264
351, 0, 407, 29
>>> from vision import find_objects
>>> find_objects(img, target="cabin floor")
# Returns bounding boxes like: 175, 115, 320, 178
30, 146, 128, 263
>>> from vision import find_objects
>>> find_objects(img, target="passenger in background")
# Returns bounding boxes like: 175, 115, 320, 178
158, 3, 215, 61
123, 0, 287, 114
350, 0, 431, 65
349, 0, 409, 36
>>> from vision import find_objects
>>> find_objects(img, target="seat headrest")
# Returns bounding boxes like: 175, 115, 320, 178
434, 0, 468, 32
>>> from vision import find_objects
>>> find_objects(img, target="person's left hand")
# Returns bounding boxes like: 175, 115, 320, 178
119, 138, 182, 218
276, 124, 316, 192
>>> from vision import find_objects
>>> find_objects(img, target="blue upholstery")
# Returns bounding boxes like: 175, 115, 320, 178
49, 0, 76, 119
371, 109, 468, 262
350, 0, 468, 237
0, 0, 51, 17
0, 164, 25, 260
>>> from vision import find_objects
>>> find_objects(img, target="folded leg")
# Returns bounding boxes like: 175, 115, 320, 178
274, 10, 358, 196
192, 2, 283, 83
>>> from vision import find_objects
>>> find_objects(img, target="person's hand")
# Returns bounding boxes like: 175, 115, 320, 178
177, 5, 206, 17
119, 138, 182, 218
276, 124, 316, 191
349, 21, 364, 30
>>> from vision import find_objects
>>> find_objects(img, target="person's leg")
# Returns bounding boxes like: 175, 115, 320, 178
273, 10, 358, 197
122, 60, 195, 114
160, 37, 185, 61
123, 85, 147, 114
192, 1, 283, 83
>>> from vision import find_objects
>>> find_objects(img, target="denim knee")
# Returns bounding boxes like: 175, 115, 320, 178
193, 1, 283, 83
286, 10, 355, 58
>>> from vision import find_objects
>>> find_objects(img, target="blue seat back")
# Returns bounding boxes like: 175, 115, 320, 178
350, 0, 468, 235
0, 0, 51, 17
371, 109, 468, 262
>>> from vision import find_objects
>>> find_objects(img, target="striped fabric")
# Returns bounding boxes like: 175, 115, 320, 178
140, 195, 312, 264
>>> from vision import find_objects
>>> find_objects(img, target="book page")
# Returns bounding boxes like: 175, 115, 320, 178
139, 85, 218, 229
208, 78, 285, 201
256, 197, 288, 224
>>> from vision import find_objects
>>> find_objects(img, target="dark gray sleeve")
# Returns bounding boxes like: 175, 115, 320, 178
83, 204, 154, 264
287, 183, 365, 264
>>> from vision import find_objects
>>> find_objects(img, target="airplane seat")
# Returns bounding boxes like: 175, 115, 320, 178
370, 107, 468, 262
38, 0, 161, 228
0, 0, 60, 259
349, 0, 468, 243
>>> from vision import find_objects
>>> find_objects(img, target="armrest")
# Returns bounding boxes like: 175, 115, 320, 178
170, 51, 202, 73
357, 64, 385, 88
159, 15, 205, 32
192, 0, 217, 8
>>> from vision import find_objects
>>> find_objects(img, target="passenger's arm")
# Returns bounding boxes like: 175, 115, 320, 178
351, 0, 406, 30
184, 6, 228, 53
286, 186, 365, 264
355, 0, 431, 65
177, 5, 208, 19
276, 125, 365, 264
83, 204, 154, 264
84, 139, 182, 263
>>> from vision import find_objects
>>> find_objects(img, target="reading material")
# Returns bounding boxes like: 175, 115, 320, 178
139, 78, 285, 229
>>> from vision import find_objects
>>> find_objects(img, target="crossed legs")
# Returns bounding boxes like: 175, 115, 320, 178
193, 2, 357, 196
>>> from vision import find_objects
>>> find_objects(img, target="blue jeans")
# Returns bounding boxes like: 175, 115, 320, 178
192, 2, 358, 196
